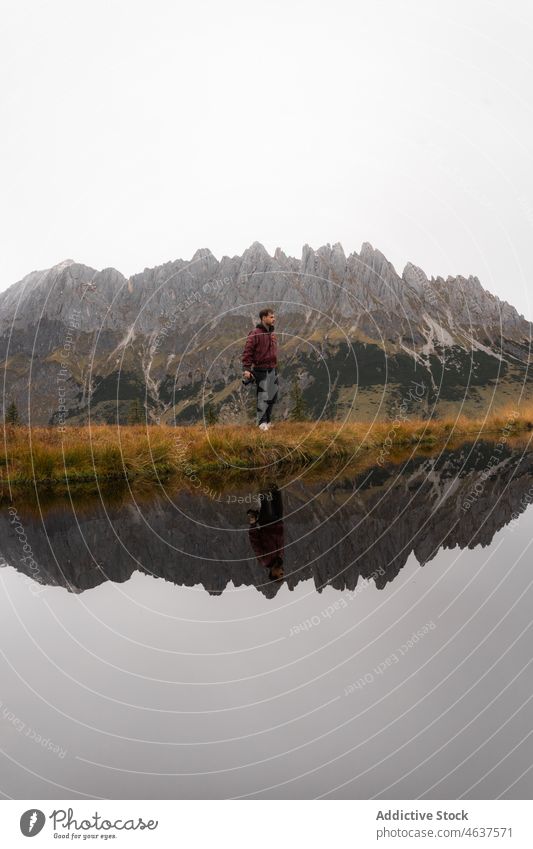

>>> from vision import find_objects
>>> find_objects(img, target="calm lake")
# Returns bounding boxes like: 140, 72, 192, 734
1, 439, 532, 799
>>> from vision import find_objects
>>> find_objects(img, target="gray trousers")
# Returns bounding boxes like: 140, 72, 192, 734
254, 368, 278, 425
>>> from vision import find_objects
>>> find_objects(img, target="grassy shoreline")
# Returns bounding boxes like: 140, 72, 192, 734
0, 404, 532, 492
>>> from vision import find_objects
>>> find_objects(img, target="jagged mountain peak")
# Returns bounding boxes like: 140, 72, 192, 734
52, 258, 77, 270
359, 240, 393, 261
357, 241, 400, 279
315, 241, 346, 259
97, 266, 125, 279
191, 247, 217, 263
243, 241, 270, 258
402, 262, 428, 292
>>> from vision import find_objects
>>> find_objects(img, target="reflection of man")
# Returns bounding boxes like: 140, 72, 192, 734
247, 486, 284, 581
242, 308, 278, 431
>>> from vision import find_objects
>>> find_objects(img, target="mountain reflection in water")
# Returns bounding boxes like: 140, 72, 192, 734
2, 440, 532, 597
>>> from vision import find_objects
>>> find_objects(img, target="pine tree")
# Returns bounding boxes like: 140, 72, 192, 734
205, 402, 219, 426
289, 375, 307, 421
128, 398, 144, 425
5, 400, 19, 425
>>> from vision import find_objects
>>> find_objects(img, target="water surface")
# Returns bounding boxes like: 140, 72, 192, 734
1, 440, 532, 799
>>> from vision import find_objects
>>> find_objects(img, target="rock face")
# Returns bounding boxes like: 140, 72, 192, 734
1, 441, 531, 597
0, 243, 531, 424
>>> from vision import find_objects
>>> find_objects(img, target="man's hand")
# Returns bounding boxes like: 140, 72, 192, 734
243, 370, 253, 380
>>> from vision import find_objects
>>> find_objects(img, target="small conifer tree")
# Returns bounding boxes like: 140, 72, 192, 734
5, 400, 19, 425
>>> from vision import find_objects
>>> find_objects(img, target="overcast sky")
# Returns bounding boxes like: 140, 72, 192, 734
1, 0, 532, 318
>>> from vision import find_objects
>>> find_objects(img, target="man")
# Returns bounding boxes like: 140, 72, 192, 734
242, 308, 278, 431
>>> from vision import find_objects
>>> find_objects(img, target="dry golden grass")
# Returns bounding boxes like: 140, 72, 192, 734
0, 401, 532, 490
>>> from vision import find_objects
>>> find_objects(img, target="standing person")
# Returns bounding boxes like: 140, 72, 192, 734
242, 308, 278, 431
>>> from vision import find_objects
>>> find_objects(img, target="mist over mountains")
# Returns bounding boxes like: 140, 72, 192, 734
1, 242, 531, 424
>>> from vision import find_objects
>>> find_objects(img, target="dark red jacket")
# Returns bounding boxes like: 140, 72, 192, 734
242, 324, 278, 370
249, 521, 284, 568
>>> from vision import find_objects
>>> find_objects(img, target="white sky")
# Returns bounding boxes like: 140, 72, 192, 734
1, 0, 532, 318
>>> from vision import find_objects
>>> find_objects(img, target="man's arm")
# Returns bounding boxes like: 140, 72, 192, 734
242, 330, 256, 371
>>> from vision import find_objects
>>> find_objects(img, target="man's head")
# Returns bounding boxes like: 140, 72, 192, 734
259, 308, 275, 328
269, 555, 284, 582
